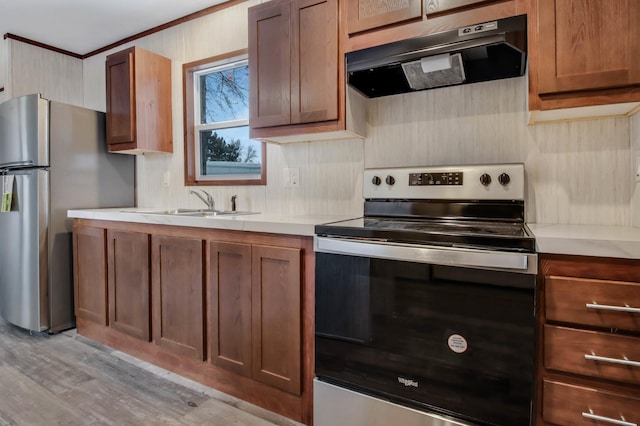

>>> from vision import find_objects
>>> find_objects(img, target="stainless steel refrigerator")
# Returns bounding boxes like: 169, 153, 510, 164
0, 94, 135, 333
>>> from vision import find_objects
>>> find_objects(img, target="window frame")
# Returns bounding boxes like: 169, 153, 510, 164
183, 49, 266, 186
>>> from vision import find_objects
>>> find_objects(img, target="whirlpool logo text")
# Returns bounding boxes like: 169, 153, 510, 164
397, 377, 418, 387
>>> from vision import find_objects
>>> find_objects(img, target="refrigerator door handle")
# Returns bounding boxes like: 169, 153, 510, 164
0, 161, 35, 171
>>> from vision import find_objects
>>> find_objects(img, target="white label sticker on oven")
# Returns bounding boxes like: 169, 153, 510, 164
447, 334, 468, 353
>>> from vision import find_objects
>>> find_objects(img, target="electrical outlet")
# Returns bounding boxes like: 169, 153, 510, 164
283, 168, 300, 187
635, 156, 640, 182
163, 171, 171, 187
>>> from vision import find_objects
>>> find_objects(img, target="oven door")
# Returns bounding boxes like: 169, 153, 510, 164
314, 237, 537, 426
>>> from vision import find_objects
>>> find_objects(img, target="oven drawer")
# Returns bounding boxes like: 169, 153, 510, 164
545, 275, 640, 332
544, 325, 640, 385
543, 379, 640, 426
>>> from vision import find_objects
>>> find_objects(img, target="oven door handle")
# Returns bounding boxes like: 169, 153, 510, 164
314, 236, 537, 274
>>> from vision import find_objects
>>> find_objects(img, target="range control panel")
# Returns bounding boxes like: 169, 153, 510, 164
363, 163, 525, 201
409, 172, 463, 186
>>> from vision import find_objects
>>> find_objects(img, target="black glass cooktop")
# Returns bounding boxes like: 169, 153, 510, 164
315, 217, 535, 253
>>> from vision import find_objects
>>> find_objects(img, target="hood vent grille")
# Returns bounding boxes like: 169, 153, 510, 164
401, 53, 466, 90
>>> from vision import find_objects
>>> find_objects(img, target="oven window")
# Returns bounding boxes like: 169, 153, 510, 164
315, 253, 535, 426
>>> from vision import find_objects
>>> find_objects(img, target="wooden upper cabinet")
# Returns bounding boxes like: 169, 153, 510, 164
107, 230, 151, 342
248, 0, 354, 142
152, 235, 205, 360
106, 46, 172, 154
73, 226, 108, 326
291, 0, 338, 124
424, 0, 496, 16
537, 0, 640, 96
249, 0, 291, 129
347, 0, 422, 34
105, 51, 135, 146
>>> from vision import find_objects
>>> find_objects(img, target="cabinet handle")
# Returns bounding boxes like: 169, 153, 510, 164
586, 302, 640, 314
582, 410, 636, 426
584, 353, 640, 368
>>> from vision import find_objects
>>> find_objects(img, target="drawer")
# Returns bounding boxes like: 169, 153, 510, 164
545, 275, 640, 332
545, 325, 640, 385
543, 379, 640, 426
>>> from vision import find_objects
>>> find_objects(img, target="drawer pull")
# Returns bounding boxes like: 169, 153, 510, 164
584, 353, 640, 368
586, 302, 640, 314
582, 409, 636, 426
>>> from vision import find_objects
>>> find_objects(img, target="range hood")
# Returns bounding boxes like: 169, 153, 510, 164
346, 15, 527, 98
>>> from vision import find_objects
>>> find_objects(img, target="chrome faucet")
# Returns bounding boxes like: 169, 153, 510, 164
189, 189, 215, 210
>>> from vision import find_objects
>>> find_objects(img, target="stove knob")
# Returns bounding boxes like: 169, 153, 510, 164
372, 176, 382, 186
479, 173, 492, 186
385, 175, 395, 185
498, 173, 511, 186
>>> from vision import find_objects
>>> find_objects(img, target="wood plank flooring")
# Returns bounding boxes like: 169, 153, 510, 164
0, 318, 304, 426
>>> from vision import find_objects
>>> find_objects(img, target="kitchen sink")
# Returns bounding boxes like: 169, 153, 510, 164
123, 209, 258, 217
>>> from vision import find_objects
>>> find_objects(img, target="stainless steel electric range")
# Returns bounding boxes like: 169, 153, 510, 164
314, 164, 537, 426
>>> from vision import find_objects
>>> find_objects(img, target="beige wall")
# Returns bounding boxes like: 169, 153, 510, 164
632, 112, 640, 227
5, 39, 83, 105
366, 77, 632, 225
6, 0, 637, 226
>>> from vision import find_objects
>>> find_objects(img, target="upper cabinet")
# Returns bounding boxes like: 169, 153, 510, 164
346, 0, 500, 34
248, 0, 366, 143
344, 0, 525, 54
529, 0, 640, 120
424, 0, 497, 16
0, 39, 6, 101
347, 0, 422, 34
538, 0, 640, 94
105, 46, 173, 154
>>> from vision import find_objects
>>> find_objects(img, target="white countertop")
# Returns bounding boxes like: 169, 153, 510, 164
67, 208, 355, 237
527, 223, 640, 259
68, 210, 640, 259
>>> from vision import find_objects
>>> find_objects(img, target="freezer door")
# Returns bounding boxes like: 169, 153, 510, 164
0, 94, 49, 167
0, 169, 49, 331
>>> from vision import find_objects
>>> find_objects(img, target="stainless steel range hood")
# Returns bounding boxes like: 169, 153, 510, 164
346, 15, 527, 98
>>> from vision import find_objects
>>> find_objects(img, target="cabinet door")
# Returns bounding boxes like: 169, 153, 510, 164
209, 241, 252, 377
291, 0, 338, 124
152, 235, 205, 360
424, 0, 495, 15
347, 0, 422, 34
249, 0, 291, 128
105, 47, 136, 147
251, 245, 301, 395
73, 226, 108, 325
107, 230, 150, 341
538, 0, 640, 94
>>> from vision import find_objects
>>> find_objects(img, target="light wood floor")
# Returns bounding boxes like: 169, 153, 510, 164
0, 318, 304, 426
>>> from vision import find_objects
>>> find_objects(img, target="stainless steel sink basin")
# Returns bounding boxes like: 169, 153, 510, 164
123, 209, 258, 217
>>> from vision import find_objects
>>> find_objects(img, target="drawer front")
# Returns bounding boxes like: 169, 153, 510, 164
545, 325, 640, 385
545, 275, 640, 332
543, 379, 640, 426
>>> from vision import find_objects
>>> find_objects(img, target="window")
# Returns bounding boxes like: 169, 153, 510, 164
183, 49, 266, 185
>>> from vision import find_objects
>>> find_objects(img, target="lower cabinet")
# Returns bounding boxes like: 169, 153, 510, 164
209, 242, 301, 394
73, 225, 108, 325
537, 254, 640, 426
251, 245, 301, 394
152, 235, 206, 360
72, 220, 313, 425
209, 241, 253, 376
107, 229, 150, 341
